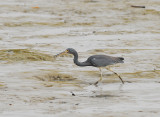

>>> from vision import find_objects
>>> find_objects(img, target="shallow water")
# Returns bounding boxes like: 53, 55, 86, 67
0, 0, 160, 117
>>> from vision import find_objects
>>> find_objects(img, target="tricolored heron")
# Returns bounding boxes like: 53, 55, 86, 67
54, 48, 124, 85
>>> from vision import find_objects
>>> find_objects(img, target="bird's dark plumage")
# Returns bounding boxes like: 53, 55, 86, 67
86, 55, 124, 67
66, 48, 124, 67
55, 48, 125, 84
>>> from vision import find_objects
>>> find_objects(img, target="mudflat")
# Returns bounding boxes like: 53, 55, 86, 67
0, 0, 160, 117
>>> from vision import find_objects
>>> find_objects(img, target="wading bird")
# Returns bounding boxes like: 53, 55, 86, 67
54, 48, 124, 85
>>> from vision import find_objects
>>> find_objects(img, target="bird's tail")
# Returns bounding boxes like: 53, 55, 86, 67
119, 57, 124, 60
117, 57, 124, 63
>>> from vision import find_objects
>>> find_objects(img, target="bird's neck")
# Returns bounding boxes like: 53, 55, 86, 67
73, 52, 91, 67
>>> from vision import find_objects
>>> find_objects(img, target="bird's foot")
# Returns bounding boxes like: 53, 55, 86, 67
93, 81, 99, 87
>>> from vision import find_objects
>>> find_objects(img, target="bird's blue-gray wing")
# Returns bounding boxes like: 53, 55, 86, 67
88, 55, 116, 67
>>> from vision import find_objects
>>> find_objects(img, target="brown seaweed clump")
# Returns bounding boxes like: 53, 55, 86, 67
123, 70, 160, 79
35, 71, 76, 82
0, 49, 54, 62
0, 84, 4, 87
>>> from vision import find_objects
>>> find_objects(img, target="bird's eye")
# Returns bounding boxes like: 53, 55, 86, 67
66, 50, 69, 53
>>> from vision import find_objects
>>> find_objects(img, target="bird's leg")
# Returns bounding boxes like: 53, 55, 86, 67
106, 67, 124, 84
94, 68, 103, 85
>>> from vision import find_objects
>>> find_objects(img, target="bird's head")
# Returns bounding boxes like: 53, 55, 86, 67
54, 48, 76, 57
66, 48, 76, 54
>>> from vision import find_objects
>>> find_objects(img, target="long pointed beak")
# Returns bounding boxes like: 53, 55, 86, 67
54, 50, 68, 58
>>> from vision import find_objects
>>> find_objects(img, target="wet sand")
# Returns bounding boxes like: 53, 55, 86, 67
0, 0, 160, 117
